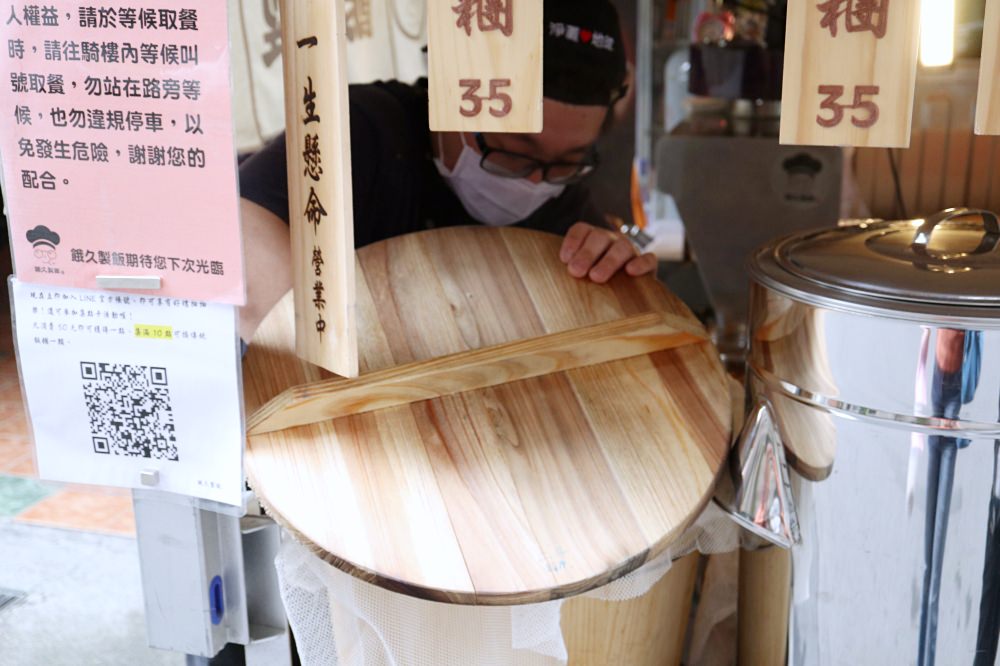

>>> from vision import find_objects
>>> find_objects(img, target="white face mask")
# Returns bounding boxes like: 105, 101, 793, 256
434, 134, 566, 227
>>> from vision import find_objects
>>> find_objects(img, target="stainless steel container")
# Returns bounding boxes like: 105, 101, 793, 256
733, 209, 1000, 665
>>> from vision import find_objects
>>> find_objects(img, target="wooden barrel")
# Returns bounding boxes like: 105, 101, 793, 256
243, 227, 732, 661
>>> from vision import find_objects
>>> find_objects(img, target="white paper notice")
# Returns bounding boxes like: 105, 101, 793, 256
10, 278, 243, 506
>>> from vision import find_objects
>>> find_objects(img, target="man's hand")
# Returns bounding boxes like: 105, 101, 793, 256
559, 222, 658, 284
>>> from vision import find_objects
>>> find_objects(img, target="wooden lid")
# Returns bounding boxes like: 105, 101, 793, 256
244, 227, 731, 605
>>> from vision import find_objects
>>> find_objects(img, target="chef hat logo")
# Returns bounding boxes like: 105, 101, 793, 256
26, 225, 60, 249
782, 153, 823, 177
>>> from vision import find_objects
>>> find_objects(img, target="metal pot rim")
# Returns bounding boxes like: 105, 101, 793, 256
749, 249, 1000, 329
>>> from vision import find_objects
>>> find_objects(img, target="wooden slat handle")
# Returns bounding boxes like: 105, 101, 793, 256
280, 0, 358, 377
247, 312, 708, 436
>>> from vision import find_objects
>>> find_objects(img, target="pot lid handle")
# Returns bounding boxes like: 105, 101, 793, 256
911, 208, 1000, 258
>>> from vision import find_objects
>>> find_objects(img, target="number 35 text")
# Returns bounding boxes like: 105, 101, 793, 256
459, 78, 512, 118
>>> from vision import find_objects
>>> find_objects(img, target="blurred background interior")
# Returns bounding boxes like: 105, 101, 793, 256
0, 0, 998, 663
7, 0, 997, 348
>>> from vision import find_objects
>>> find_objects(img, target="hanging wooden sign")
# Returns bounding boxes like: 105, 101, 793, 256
428, 0, 543, 133
780, 0, 921, 147
280, 0, 358, 378
976, 0, 1000, 135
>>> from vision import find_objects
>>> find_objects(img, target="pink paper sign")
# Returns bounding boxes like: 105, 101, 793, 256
0, 1, 245, 304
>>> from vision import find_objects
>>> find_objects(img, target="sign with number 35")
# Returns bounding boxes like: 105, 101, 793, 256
429, 0, 543, 132
780, 0, 921, 147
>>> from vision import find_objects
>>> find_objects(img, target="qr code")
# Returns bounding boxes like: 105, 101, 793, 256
80, 362, 178, 461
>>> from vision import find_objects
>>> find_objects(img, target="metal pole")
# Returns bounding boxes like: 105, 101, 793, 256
635, 0, 654, 174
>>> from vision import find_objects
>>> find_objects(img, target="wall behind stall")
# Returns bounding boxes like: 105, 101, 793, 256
228, 0, 428, 155
853, 62, 1000, 219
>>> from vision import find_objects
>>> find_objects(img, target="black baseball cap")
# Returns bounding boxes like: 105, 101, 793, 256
544, 0, 628, 106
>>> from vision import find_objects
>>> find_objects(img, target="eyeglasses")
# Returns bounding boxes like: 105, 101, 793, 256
473, 133, 599, 185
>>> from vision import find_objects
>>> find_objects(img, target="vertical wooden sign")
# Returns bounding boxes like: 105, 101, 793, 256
280, 0, 359, 378
429, 0, 544, 132
976, 0, 1000, 134
780, 0, 921, 147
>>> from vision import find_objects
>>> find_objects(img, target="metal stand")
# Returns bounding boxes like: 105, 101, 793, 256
132, 489, 291, 665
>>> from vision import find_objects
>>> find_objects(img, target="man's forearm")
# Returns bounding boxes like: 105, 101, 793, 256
238, 198, 293, 342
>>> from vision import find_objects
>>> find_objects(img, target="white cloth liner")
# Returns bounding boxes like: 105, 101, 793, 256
276, 502, 742, 666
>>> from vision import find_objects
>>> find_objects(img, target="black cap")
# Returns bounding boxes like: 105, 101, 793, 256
544, 0, 628, 106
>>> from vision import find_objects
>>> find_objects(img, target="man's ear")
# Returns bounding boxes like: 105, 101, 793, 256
613, 63, 634, 118
601, 65, 634, 134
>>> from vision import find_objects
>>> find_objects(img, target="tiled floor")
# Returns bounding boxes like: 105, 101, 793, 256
0, 522, 181, 665
0, 260, 177, 664
0, 303, 136, 536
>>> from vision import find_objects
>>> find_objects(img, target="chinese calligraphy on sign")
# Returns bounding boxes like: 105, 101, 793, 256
0, 2, 245, 302
810, 0, 886, 132
302, 75, 319, 123
453, 0, 513, 37
779, 0, 919, 146
279, 0, 358, 377
296, 36, 326, 338
816, 0, 889, 39
304, 187, 327, 231
430, 0, 542, 132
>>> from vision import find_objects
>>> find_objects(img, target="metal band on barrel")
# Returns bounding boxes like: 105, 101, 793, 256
749, 365, 1000, 438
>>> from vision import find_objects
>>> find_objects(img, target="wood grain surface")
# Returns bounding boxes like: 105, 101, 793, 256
428, 0, 543, 132
248, 312, 707, 435
976, 0, 1000, 135
738, 546, 791, 666
244, 227, 732, 605
280, 0, 358, 377
561, 552, 700, 665
780, 0, 920, 147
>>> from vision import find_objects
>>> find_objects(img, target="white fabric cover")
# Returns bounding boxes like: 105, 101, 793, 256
276, 502, 742, 666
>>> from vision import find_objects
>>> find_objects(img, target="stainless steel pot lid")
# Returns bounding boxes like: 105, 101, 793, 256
773, 208, 1000, 307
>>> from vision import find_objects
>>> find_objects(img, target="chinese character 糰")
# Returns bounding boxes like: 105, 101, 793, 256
453, 0, 513, 37
817, 0, 889, 38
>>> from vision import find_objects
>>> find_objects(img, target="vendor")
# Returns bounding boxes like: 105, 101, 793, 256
236, 0, 656, 339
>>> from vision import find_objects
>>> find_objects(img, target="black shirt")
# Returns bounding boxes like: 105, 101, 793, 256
238, 80, 605, 248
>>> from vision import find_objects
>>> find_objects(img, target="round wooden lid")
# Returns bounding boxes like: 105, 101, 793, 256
244, 227, 731, 605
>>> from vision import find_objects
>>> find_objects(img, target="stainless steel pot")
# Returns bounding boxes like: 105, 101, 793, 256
725, 208, 1000, 665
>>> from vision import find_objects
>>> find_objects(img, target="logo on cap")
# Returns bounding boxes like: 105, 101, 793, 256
549, 22, 616, 51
